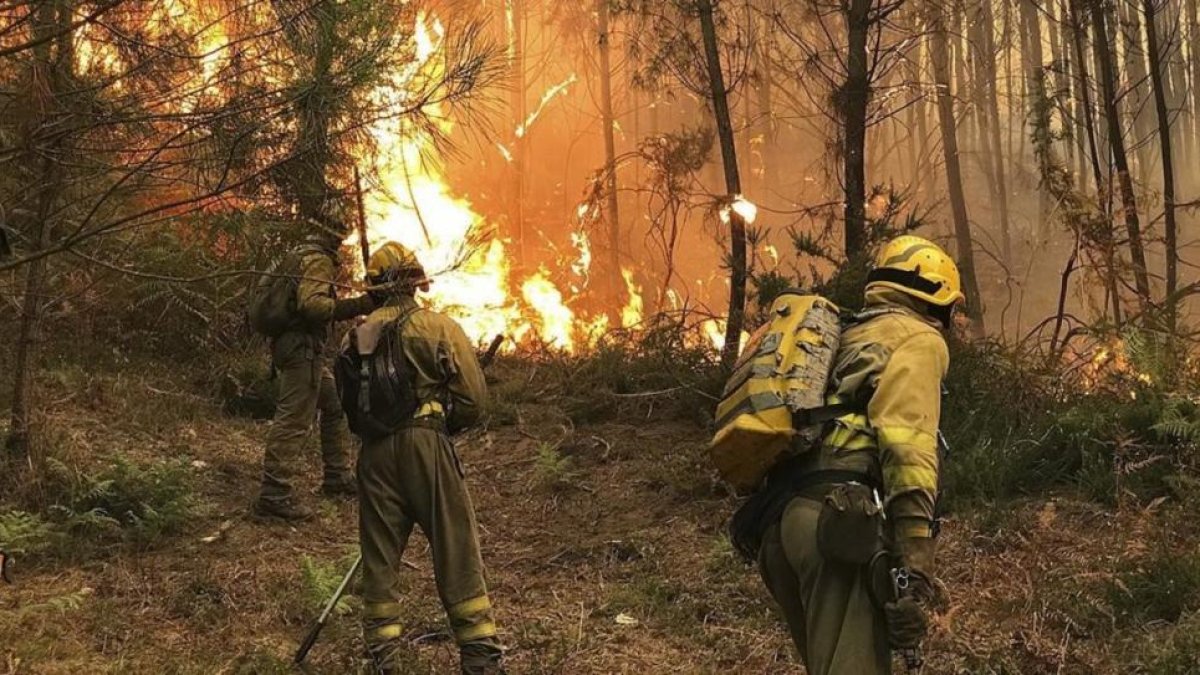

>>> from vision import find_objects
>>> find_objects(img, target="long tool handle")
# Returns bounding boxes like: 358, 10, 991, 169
354, 167, 371, 271
294, 555, 363, 664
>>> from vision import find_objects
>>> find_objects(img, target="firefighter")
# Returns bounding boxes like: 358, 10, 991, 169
253, 215, 376, 521
754, 235, 962, 674
351, 242, 503, 675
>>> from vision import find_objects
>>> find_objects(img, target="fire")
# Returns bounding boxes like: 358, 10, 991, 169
720, 195, 759, 226
351, 12, 649, 353
516, 74, 578, 138
621, 269, 644, 328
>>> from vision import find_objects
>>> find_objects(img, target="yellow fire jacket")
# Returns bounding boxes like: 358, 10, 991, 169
808, 287, 950, 541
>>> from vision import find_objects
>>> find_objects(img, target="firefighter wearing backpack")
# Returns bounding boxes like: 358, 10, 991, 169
340, 242, 503, 675
743, 235, 962, 675
252, 216, 376, 521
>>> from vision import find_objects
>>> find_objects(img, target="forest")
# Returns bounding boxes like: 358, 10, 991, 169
2, 0, 1200, 672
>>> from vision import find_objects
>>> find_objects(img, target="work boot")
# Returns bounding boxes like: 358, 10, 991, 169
460, 642, 505, 675
252, 495, 313, 522
320, 473, 358, 498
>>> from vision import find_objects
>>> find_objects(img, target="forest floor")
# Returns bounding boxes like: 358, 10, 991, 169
2, 356, 1199, 674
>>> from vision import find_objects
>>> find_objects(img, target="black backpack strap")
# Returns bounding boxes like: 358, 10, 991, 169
792, 401, 861, 428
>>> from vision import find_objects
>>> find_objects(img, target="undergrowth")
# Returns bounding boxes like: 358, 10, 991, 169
0, 456, 192, 556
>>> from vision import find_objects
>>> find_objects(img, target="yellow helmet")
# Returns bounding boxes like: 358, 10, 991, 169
367, 241, 430, 291
866, 235, 964, 307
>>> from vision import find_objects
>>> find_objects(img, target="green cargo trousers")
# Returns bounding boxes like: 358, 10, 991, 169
358, 424, 499, 664
260, 333, 351, 500
758, 496, 890, 675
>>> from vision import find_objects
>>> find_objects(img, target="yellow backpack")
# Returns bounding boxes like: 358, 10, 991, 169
709, 291, 845, 494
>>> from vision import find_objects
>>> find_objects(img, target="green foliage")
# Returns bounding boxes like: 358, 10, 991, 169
44, 457, 193, 543
1109, 550, 1200, 626
300, 550, 361, 616
534, 442, 577, 489
1143, 611, 1200, 674
0, 511, 59, 556
14, 588, 94, 620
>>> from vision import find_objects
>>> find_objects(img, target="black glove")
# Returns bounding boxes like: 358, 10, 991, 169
333, 294, 376, 321
885, 595, 928, 649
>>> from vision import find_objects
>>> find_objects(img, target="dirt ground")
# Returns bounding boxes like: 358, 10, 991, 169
1, 362, 1195, 674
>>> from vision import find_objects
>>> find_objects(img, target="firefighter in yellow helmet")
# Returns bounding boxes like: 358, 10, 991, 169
745, 235, 962, 674
345, 242, 504, 675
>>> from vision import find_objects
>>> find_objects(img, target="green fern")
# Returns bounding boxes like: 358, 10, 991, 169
0, 511, 60, 555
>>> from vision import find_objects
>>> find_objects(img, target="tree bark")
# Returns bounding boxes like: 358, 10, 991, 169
1070, 0, 1122, 323
697, 0, 747, 369
1091, 2, 1153, 309
1019, 0, 1051, 232
509, 0, 527, 268
1186, 0, 1200, 162
598, 0, 622, 299
7, 0, 69, 461
1143, 0, 1177, 333
979, 0, 1013, 262
842, 0, 870, 258
929, 0, 985, 333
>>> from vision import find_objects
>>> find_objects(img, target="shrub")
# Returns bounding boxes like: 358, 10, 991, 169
1109, 550, 1200, 626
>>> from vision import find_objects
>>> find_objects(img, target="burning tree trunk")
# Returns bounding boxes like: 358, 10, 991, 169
696, 0, 747, 369
1090, 1, 1153, 311
928, 0, 985, 334
7, 0, 70, 460
1143, 0, 1178, 333
597, 0, 622, 300
842, 0, 870, 258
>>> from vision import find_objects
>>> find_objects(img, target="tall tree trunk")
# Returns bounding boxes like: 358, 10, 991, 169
1070, 0, 1122, 323
1120, 0, 1155, 183
929, 0, 985, 333
1019, 0, 1050, 232
8, 0, 69, 461
756, 28, 778, 199
597, 0, 622, 299
1186, 0, 1200, 163
287, 3, 337, 224
1091, 2, 1153, 309
508, 0, 527, 268
980, 0, 1013, 262
1143, 0, 1177, 333
697, 0, 747, 368
842, 0, 870, 257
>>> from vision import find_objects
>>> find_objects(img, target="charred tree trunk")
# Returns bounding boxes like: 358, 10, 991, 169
930, 0, 985, 333
598, 0, 622, 298
7, 0, 70, 461
1091, 2, 1153, 309
697, 0, 747, 368
842, 0, 870, 258
1143, 0, 1178, 333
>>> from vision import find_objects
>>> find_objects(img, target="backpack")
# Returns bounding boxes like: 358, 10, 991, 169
709, 291, 846, 494
333, 309, 422, 440
246, 245, 325, 338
